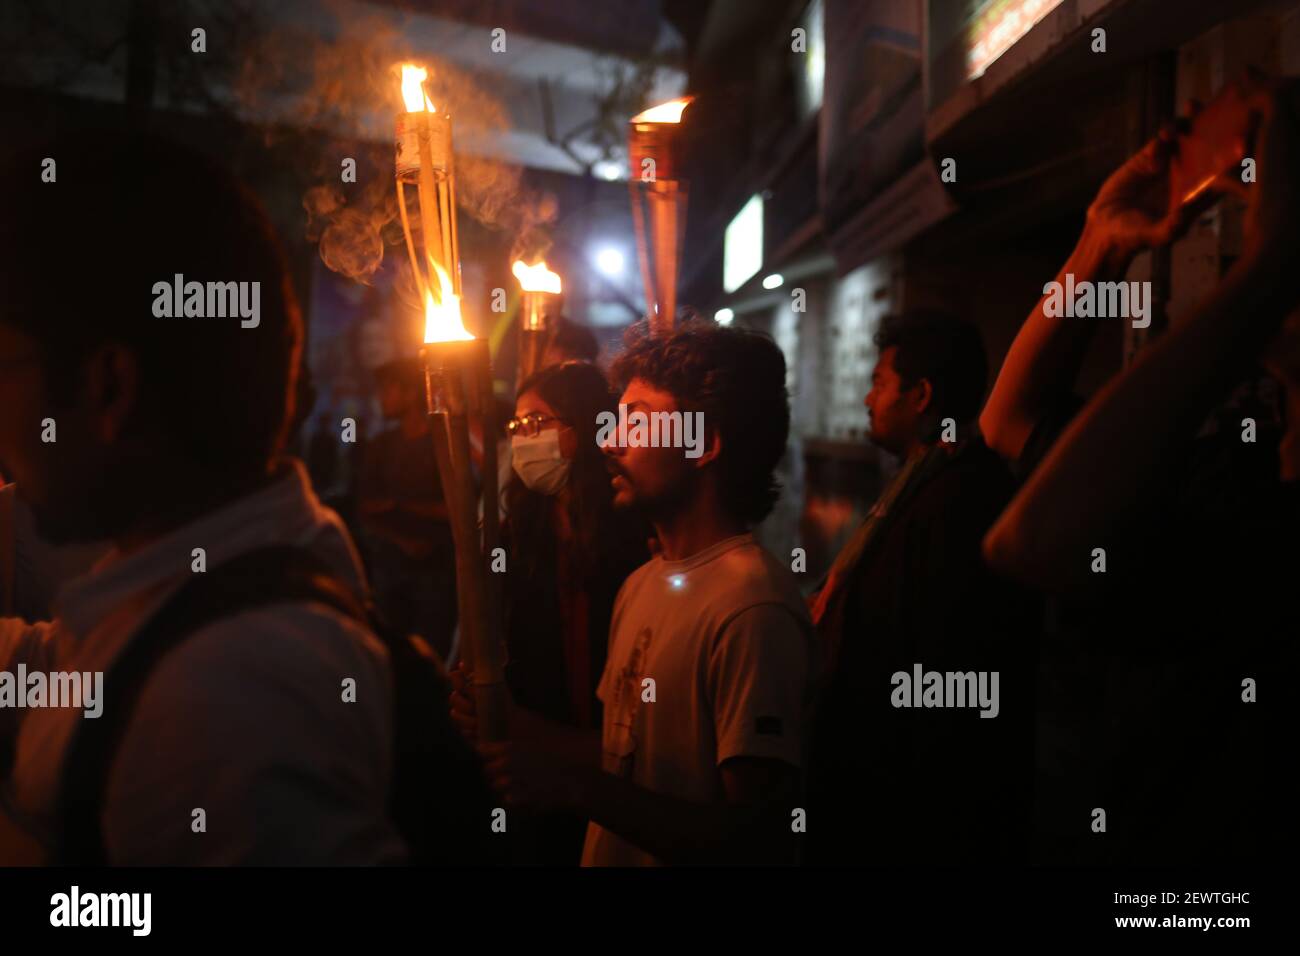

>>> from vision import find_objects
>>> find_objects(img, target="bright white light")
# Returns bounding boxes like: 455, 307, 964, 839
762, 273, 784, 290
595, 248, 624, 277
669, 574, 685, 589
799, 0, 825, 117
593, 159, 622, 181
724, 195, 763, 293
714, 308, 734, 325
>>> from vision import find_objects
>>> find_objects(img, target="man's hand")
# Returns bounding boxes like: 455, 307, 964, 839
979, 127, 1193, 462
448, 661, 478, 744
449, 663, 554, 745
1084, 127, 1196, 263
451, 663, 602, 813
477, 740, 580, 813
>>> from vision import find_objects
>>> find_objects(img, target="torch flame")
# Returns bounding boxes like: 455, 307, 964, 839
424, 262, 472, 343
512, 260, 562, 294
631, 96, 693, 125
400, 64, 435, 113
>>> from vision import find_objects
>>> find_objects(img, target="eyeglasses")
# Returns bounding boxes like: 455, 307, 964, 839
506, 413, 563, 438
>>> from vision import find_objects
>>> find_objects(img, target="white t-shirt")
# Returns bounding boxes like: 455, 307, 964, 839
0, 461, 405, 865
581, 533, 815, 866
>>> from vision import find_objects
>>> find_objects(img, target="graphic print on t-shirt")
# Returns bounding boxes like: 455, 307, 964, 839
603, 626, 651, 778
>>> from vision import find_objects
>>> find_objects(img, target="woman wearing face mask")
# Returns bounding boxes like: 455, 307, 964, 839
490, 360, 648, 863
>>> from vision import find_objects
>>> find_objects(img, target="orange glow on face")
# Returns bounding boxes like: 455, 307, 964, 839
423, 263, 472, 343
631, 96, 693, 124
511, 260, 562, 294
400, 64, 435, 113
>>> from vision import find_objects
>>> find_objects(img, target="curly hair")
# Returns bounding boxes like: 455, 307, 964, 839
610, 319, 790, 524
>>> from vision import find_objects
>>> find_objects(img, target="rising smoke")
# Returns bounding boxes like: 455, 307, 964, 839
232, 0, 555, 286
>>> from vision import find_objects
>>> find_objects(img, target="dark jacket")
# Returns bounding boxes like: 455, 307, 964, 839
806, 439, 1040, 865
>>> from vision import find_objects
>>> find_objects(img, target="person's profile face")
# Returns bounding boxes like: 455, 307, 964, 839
600, 378, 693, 516
864, 347, 922, 455
512, 390, 576, 459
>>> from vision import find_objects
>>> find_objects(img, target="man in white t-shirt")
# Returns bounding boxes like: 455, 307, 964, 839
454, 321, 816, 865
0, 131, 404, 864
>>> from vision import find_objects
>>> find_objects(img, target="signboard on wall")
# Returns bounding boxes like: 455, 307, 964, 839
724, 195, 764, 292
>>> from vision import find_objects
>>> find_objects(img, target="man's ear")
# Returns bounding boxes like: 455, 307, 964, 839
693, 424, 723, 469
85, 344, 140, 443
911, 378, 934, 416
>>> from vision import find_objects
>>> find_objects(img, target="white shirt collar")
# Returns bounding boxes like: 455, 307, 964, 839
54, 459, 366, 641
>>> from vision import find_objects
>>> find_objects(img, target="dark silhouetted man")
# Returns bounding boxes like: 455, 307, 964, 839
0, 130, 403, 864
806, 311, 1037, 865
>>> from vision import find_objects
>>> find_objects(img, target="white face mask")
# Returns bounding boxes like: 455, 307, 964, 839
511, 429, 571, 496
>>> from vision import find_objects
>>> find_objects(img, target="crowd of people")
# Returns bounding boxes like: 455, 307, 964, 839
0, 79, 1295, 865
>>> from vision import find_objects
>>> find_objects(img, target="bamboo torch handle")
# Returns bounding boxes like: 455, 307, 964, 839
630, 180, 655, 329
416, 115, 443, 279
472, 342, 506, 729
427, 404, 472, 672
474, 338, 500, 557
648, 181, 681, 338
397, 181, 428, 304
445, 410, 508, 742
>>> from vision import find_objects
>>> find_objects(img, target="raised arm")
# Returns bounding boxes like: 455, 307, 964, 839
984, 84, 1300, 597
980, 130, 1194, 461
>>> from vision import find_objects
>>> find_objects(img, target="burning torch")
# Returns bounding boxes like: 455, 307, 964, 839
511, 259, 562, 385
395, 63, 507, 742
628, 97, 693, 338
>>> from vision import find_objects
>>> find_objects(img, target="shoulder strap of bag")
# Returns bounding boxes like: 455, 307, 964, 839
58, 544, 366, 865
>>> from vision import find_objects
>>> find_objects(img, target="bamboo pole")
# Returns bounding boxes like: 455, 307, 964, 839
517, 329, 546, 386
423, 343, 508, 741
424, 363, 471, 674
400, 83, 509, 743
470, 339, 505, 724
516, 288, 558, 386
630, 179, 656, 331
630, 179, 686, 339
447, 144, 462, 297
648, 181, 682, 338
415, 114, 445, 281
627, 100, 691, 338
472, 338, 501, 558
397, 181, 429, 305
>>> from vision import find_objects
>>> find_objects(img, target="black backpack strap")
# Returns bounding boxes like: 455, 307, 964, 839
58, 545, 368, 865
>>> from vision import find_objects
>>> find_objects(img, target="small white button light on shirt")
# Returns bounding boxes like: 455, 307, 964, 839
669, 574, 685, 590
